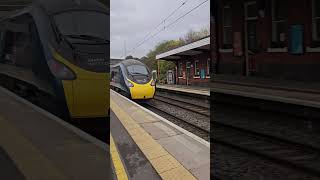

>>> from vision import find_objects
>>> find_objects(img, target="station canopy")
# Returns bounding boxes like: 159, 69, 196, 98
156, 36, 210, 61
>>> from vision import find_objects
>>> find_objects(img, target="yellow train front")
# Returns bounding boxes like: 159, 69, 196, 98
111, 59, 156, 100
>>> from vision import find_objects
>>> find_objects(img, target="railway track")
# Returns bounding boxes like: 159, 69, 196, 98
142, 103, 209, 141
213, 121, 320, 177
154, 94, 210, 117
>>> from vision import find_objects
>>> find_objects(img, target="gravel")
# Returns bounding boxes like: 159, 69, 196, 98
212, 143, 320, 180
148, 99, 210, 132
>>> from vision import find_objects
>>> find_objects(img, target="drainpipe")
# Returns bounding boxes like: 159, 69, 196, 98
157, 59, 160, 83
212, 0, 220, 75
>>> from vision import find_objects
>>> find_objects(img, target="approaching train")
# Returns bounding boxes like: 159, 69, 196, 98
111, 59, 156, 99
0, 0, 109, 119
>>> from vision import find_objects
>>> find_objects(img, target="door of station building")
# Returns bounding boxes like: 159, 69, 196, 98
186, 62, 191, 86
244, 1, 258, 76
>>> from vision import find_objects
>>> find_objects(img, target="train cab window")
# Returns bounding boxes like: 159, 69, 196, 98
54, 11, 108, 41
126, 65, 148, 76
194, 60, 200, 77
271, 0, 287, 48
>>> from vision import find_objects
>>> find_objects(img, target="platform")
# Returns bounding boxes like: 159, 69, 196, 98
156, 84, 210, 97
110, 90, 210, 180
212, 75, 320, 108
0, 86, 110, 180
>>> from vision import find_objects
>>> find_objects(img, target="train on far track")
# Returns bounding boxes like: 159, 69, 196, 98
111, 59, 156, 100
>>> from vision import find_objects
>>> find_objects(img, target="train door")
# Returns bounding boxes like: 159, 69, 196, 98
186, 62, 191, 86
244, 1, 258, 76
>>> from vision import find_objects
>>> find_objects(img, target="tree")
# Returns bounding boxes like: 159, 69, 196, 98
99, 0, 109, 6
182, 26, 209, 44
141, 25, 210, 82
141, 40, 183, 82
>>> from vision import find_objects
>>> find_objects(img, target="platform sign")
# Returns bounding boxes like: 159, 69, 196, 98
290, 25, 304, 54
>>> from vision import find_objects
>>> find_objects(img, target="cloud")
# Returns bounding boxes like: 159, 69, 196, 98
111, 0, 209, 58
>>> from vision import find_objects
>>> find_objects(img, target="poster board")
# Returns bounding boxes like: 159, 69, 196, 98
290, 25, 304, 54
200, 69, 206, 79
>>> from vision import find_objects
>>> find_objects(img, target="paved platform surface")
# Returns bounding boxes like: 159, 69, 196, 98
156, 84, 210, 96
111, 110, 161, 180
212, 75, 320, 108
0, 87, 110, 180
111, 90, 210, 180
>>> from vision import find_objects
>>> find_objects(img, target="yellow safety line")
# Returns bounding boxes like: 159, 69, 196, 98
110, 94, 197, 180
110, 133, 129, 180
0, 116, 69, 180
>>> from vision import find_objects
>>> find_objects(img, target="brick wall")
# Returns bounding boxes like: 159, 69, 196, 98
214, 0, 320, 81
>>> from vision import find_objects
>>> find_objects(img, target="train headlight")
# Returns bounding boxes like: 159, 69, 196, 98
125, 79, 134, 87
48, 60, 76, 80
151, 80, 156, 86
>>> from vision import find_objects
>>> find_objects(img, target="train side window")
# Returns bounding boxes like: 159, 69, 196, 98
15, 30, 34, 67
2, 17, 33, 67
3, 31, 15, 63
111, 71, 115, 79
113, 67, 121, 83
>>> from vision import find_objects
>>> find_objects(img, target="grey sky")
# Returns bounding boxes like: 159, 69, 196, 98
111, 0, 209, 59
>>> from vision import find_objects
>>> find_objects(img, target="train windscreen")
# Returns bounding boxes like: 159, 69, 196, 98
126, 65, 149, 76
54, 11, 108, 41
53, 10, 109, 73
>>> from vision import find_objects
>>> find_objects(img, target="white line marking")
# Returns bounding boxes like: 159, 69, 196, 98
0, 86, 108, 151
111, 90, 210, 148
212, 87, 320, 108
157, 86, 210, 96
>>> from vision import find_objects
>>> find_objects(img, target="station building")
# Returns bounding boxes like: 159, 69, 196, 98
213, 0, 320, 82
156, 36, 210, 87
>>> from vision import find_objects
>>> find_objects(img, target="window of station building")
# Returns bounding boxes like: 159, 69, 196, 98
245, 2, 258, 52
312, 0, 320, 45
206, 58, 210, 76
194, 60, 200, 77
271, 0, 287, 48
178, 62, 183, 77
222, 4, 232, 49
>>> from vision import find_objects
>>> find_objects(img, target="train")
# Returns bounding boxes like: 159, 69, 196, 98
110, 59, 156, 99
0, 0, 109, 119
